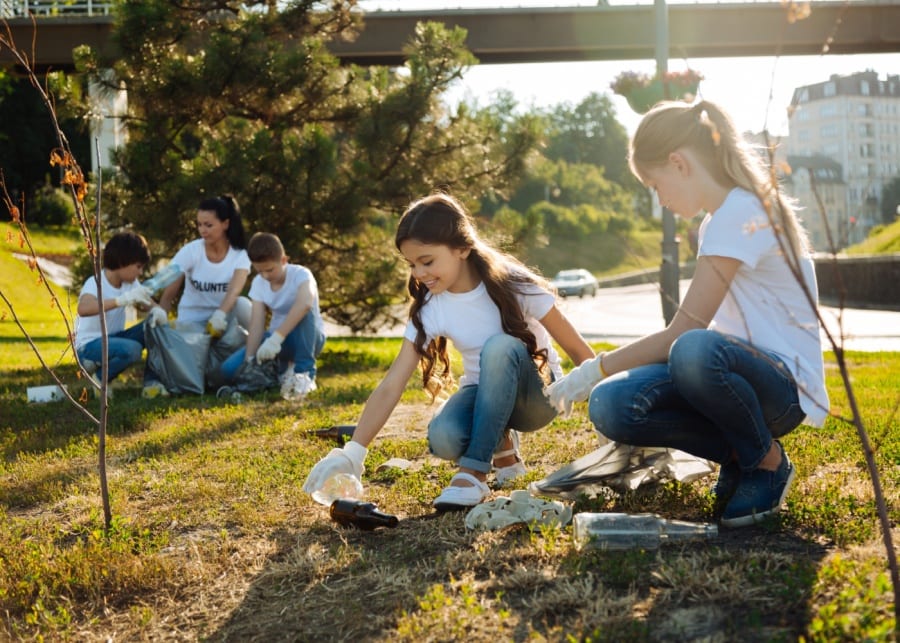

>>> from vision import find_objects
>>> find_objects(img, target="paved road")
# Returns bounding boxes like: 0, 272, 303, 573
326, 280, 900, 352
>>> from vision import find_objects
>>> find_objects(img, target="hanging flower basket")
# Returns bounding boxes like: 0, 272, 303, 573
610, 69, 703, 114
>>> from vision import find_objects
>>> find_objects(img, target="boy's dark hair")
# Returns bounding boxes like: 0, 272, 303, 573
247, 232, 285, 263
103, 231, 151, 270
198, 194, 246, 250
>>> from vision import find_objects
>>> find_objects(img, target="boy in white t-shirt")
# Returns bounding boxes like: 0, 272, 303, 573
74, 231, 154, 386
221, 232, 326, 399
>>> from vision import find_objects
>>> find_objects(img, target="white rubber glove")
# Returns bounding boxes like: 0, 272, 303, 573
147, 306, 168, 328
302, 441, 368, 496
544, 353, 606, 418
114, 286, 153, 308
206, 309, 228, 337
256, 332, 284, 362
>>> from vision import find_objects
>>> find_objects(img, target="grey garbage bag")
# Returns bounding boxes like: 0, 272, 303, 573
145, 324, 211, 395
529, 438, 716, 500
206, 319, 248, 390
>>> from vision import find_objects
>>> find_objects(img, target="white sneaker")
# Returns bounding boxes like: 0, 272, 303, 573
80, 359, 99, 375
88, 371, 113, 400
281, 372, 316, 401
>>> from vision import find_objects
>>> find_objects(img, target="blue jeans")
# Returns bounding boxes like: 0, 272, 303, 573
76, 321, 146, 381
427, 334, 558, 474
220, 313, 326, 381
589, 329, 806, 472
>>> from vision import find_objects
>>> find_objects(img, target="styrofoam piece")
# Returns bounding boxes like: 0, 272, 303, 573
27, 384, 67, 403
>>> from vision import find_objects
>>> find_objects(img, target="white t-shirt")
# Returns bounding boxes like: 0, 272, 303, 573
698, 187, 829, 426
171, 239, 251, 325
403, 278, 560, 388
74, 271, 143, 350
248, 264, 324, 333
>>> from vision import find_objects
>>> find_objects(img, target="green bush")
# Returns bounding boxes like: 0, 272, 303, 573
30, 184, 75, 227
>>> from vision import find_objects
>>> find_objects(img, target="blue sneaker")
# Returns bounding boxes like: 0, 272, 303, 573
721, 442, 795, 528
712, 459, 740, 506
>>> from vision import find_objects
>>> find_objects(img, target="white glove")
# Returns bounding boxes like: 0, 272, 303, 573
114, 286, 153, 308
544, 353, 606, 418
256, 332, 284, 362
302, 441, 368, 496
206, 309, 228, 336
147, 306, 168, 328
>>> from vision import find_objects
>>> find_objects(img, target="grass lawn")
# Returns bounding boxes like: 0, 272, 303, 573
1, 226, 898, 640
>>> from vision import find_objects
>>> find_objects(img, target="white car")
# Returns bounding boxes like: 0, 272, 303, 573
551, 269, 599, 298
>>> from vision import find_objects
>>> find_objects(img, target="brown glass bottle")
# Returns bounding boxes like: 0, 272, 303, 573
309, 424, 356, 444
330, 500, 399, 530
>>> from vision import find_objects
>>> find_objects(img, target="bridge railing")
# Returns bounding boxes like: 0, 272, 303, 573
0, 0, 113, 18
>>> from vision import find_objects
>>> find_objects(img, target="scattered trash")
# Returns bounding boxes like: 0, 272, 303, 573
572, 512, 718, 550
27, 384, 67, 403
330, 499, 399, 530
311, 472, 364, 506
465, 489, 572, 531
530, 439, 715, 499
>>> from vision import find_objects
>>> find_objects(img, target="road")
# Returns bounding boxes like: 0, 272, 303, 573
326, 280, 900, 352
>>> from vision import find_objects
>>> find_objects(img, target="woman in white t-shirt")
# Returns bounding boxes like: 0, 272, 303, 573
156, 195, 252, 335
303, 193, 594, 510
547, 100, 830, 528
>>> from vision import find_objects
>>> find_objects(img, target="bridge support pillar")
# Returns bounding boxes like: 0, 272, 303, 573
88, 70, 127, 174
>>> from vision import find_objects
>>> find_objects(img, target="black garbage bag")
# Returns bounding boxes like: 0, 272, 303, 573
232, 357, 280, 393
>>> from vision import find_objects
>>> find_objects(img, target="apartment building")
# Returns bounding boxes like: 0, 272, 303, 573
785, 70, 900, 250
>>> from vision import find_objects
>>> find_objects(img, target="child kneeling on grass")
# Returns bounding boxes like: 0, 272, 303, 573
303, 192, 594, 510
220, 232, 326, 400
74, 231, 154, 393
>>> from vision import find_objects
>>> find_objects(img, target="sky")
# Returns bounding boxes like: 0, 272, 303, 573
357, 0, 900, 137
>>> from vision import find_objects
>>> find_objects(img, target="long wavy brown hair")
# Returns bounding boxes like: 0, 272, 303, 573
395, 193, 549, 400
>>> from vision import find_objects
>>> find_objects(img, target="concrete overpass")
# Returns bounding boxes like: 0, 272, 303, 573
2, 2, 900, 69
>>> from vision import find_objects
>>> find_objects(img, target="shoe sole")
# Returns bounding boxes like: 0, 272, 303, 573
720, 466, 796, 528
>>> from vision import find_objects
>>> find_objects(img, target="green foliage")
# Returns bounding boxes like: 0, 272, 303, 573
72, 2, 542, 332
29, 183, 76, 227
880, 175, 900, 224
846, 217, 900, 254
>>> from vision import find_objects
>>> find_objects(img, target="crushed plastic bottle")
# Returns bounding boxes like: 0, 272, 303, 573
142, 263, 183, 294
311, 472, 364, 506
572, 512, 718, 550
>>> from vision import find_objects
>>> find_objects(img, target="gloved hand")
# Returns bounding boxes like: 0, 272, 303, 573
147, 306, 169, 328
544, 353, 606, 418
302, 441, 368, 496
256, 332, 284, 362
114, 286, 153, 309
206, 309, 228, 337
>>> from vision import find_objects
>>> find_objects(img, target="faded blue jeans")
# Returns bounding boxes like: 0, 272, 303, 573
589, 329, 806, 472
76, 321, 146, 381
220, 313, 326, 381
428, 334, 558, 474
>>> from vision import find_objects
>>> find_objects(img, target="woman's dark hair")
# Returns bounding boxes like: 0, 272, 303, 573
395, 192, 548, 400
198, 194, 246, 250
103, 230, 151, 270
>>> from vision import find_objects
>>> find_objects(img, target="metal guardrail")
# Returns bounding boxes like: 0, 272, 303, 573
0, 0, 113, 18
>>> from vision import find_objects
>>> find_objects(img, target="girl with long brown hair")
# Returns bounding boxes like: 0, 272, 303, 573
305, 192, 593, 510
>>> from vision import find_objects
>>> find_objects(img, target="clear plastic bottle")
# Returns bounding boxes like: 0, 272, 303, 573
572, 512, 718, 550
311, 472, 364, 506
142, 263, 183, 293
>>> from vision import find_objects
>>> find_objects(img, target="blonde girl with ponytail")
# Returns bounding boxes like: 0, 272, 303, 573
547, 100, 829, 528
